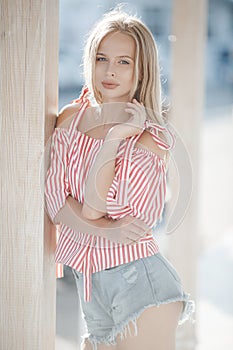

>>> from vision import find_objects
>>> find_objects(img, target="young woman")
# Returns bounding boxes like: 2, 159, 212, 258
45, 9, 195, 350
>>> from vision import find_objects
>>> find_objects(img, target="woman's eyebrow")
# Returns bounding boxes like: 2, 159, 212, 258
118, 55, 134, 60
97, 52, 133, 60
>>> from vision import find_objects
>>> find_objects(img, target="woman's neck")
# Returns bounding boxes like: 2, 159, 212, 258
78, 102, 130, 134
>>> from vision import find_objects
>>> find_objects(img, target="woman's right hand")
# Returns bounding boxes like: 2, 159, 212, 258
103, 215, 152, 245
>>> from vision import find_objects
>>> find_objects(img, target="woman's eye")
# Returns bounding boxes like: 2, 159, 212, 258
119, 60, 129, 65
96, 57, 106, 62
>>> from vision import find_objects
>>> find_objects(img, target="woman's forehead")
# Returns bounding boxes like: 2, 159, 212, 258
98, 32, 136, 58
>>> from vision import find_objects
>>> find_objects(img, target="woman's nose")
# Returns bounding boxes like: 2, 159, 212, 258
109, 72, 115, 77
106, 62, 116, 77
106, 71, 116, 78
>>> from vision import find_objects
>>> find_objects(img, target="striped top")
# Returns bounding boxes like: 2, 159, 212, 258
45, 92, 175, 302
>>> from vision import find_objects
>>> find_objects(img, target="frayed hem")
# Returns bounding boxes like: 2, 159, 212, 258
83, 295, 195, 349
178, 294, 196, 325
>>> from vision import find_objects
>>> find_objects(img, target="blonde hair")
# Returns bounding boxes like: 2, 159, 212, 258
83, 9, 164, 124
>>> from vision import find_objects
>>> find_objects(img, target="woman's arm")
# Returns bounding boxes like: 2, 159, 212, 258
82, 132, 123, 219
53, 196, 151, 244
82, 99, 146, 219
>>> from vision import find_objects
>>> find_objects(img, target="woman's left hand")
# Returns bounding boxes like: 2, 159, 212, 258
123, 98, 147, 136
107, 99, 146, 140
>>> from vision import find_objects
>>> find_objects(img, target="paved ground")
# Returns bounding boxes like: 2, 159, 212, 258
56, 106, 233, 350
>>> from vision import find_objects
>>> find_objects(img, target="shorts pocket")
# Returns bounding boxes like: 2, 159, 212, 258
103, 260, 136, 274
72, 268, 82, 282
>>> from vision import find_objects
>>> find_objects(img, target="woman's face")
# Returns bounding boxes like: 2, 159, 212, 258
95, 32, 136, 103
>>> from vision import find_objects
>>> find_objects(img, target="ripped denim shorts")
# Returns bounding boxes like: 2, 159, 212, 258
72, 252, 195, 349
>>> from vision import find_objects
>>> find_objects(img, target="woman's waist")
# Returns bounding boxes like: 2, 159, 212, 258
59, 224, 154, 248
55, 229, 159, 277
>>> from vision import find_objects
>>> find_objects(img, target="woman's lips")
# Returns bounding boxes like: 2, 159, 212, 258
102, 82, 119, 89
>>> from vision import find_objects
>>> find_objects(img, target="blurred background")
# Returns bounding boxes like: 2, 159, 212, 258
56, 0, 233, 349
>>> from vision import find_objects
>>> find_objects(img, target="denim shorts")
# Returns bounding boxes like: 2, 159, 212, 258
72, 252, 195, 349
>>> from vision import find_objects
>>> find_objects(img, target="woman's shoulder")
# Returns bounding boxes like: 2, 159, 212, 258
136, 130, 167, 160
134, 120, 176, 163
144, 120, 176, 150
56, 102, 81, 129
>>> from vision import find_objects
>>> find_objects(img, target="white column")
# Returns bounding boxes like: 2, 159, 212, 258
166, 0, 207, 349
0, 0, 59, 349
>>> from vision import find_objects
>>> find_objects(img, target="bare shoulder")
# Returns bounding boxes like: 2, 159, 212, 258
136, 130, 167, 160
56, 102, 81, 129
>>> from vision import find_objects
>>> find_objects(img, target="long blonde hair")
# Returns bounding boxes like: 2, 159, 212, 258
83, 9, 164, 125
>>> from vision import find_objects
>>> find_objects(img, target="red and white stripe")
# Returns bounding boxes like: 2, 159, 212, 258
45, 92, 175, 301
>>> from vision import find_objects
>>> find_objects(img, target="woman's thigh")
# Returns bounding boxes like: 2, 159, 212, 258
82, 302, 183, 350
116, 302, 183, 350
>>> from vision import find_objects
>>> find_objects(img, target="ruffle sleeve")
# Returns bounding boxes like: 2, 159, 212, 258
106, 149, 167, 228
106, 120, 176, 228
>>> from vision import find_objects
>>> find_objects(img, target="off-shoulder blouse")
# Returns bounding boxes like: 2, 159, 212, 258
45, 91, 175, 301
